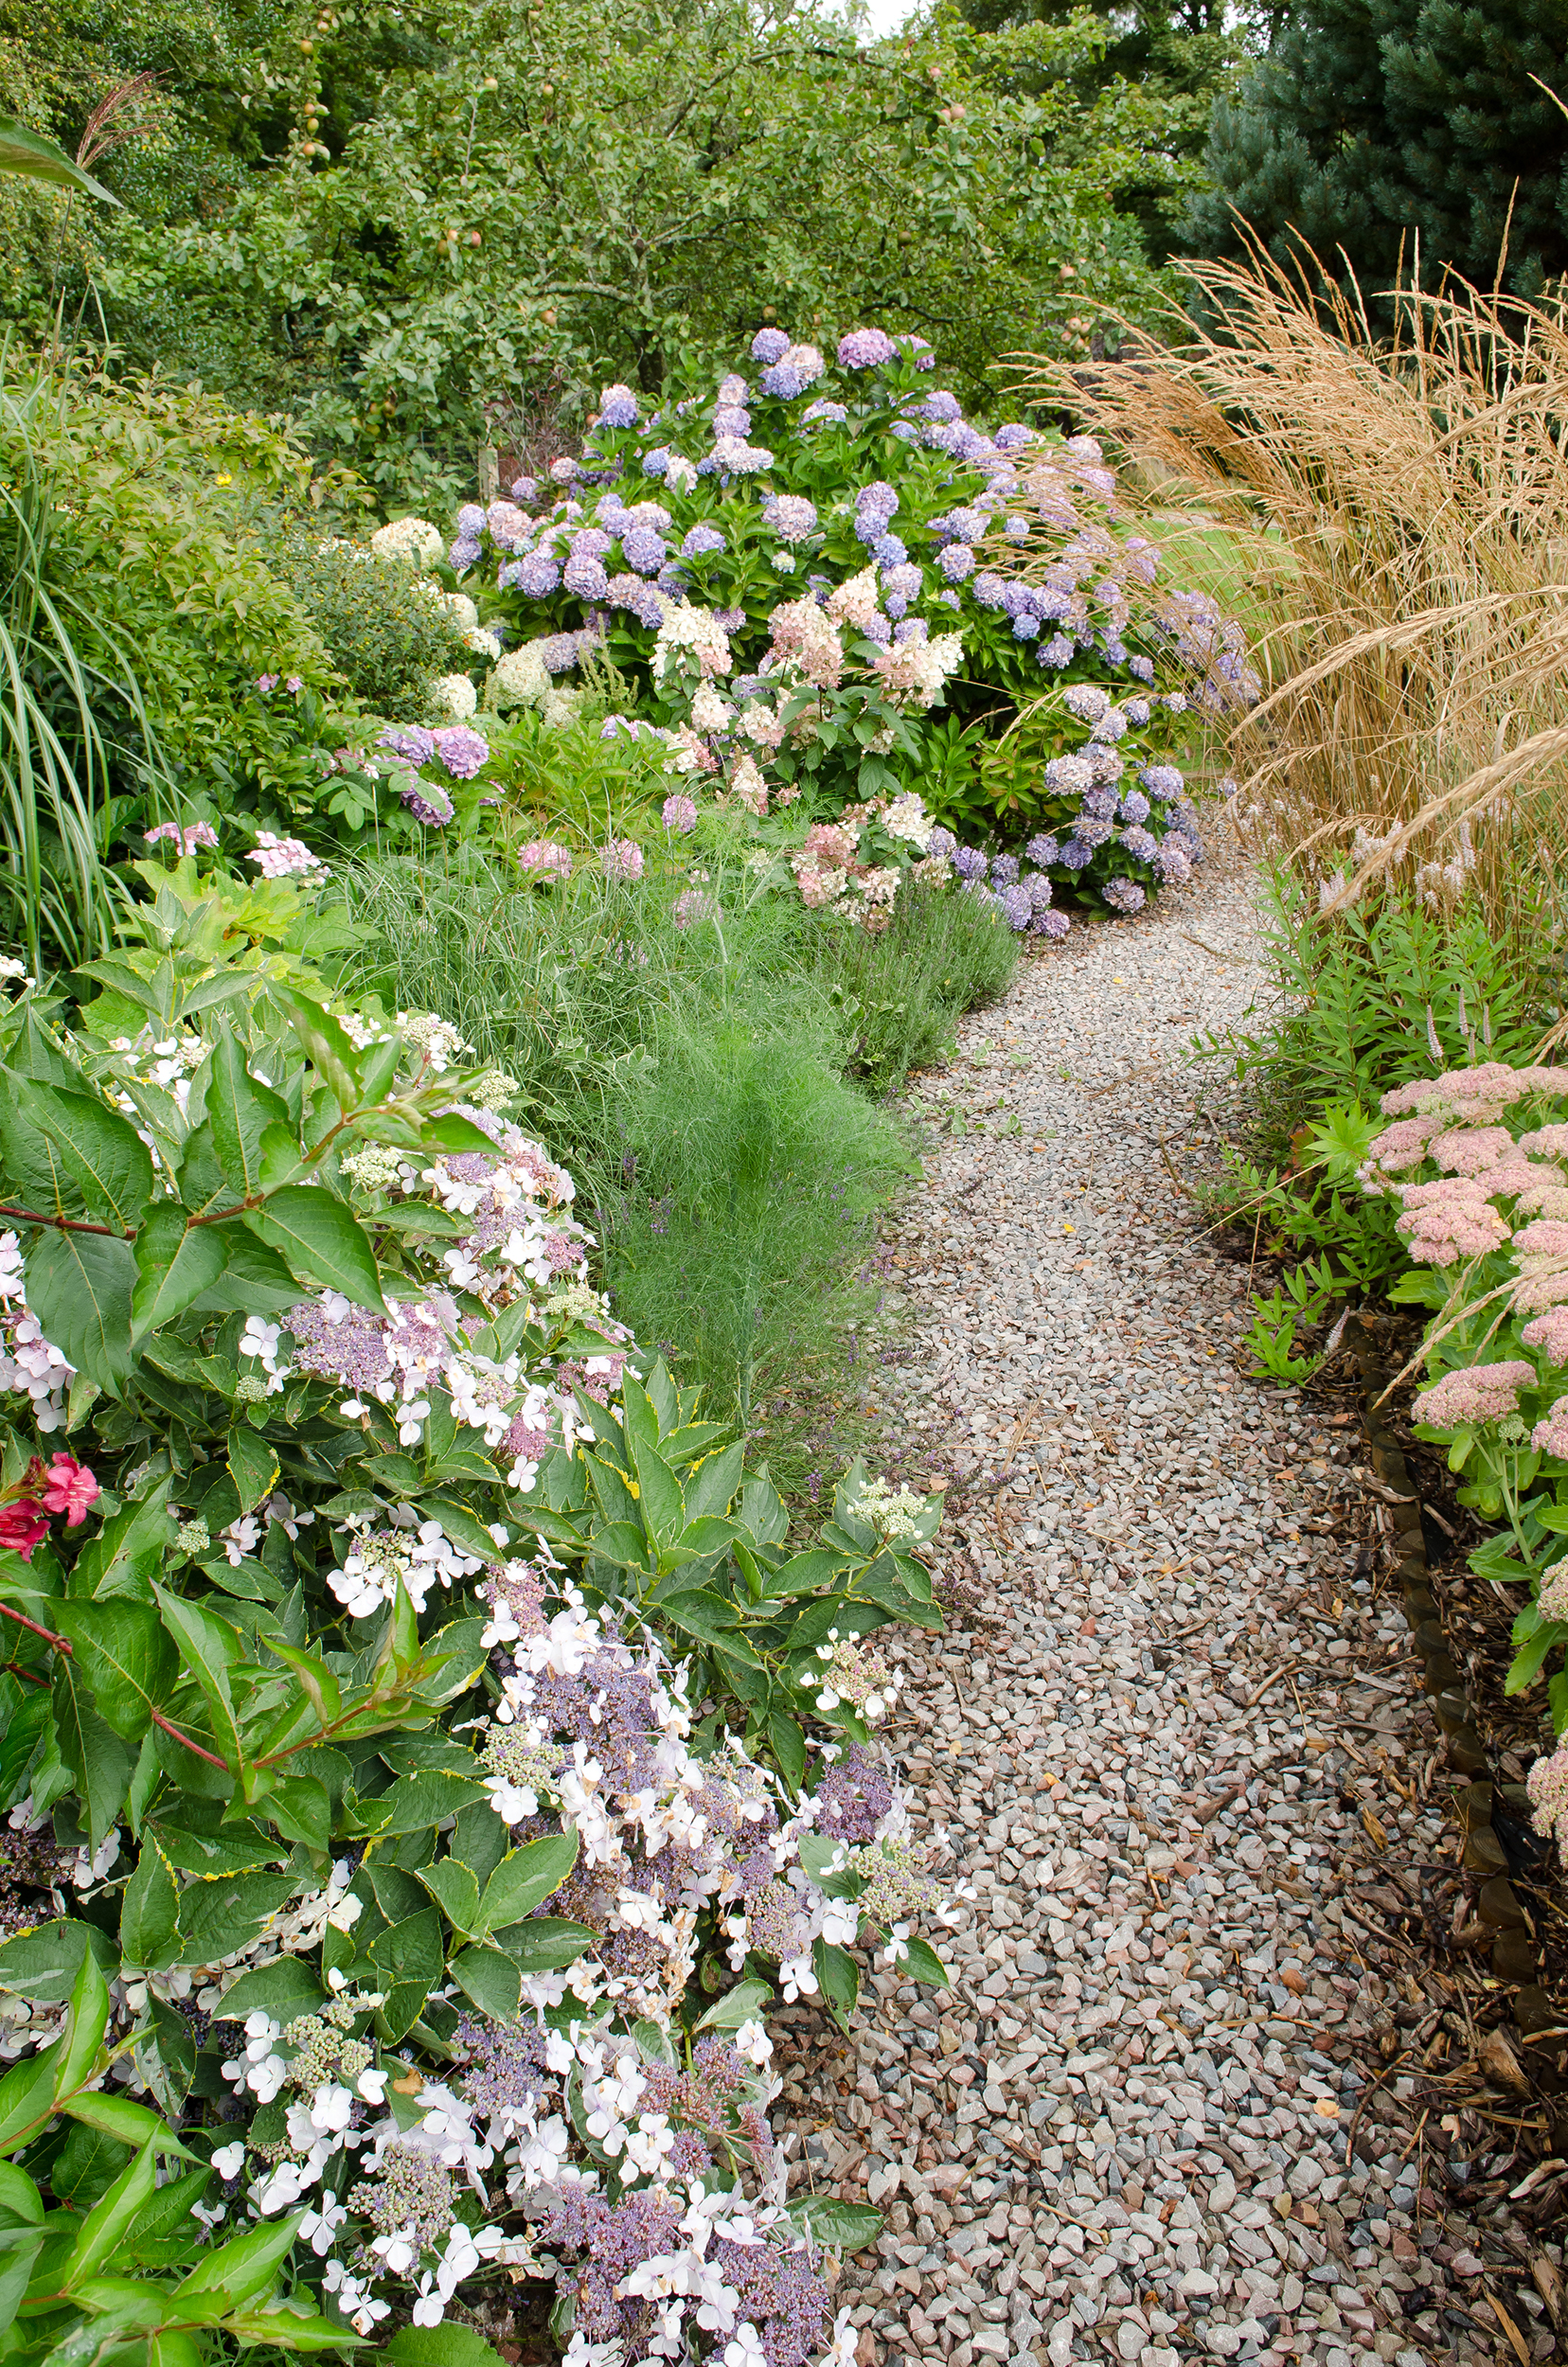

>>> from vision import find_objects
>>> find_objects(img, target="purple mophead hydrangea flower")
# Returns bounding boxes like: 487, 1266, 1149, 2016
998, 882, 1034, 930
1059, 837, 1093, 870
538, 633, 580, 673
1040, 633, 1074, 667
920, 391, 962, 423
1027, 872, 1054, 911
751, 328, 791, 364
712, 404, 752, 438
802, 399, 847, 428
662, 793, 697, 833
1140, 764, 1185, 802
431, 727, 489, 779
597, 383, 639, 429
1025, 833, 1060, 867
994, 424, 1033, 450
927, 827, 957, 862
621, 527, 667, 576
1103, 876, 1147, 914
1119, 826, 1159, 862
971, 572, 1007, 609
952, 845, 988, 881
1118, 790, 1150, 824
515, 551, 561, 598
762, 493, 818, 544
937, 543, 974, 583
856, 480, 900, 524
448, 535, 482, 571
380, 725, 436, 765
990, 854, 1020, 885
641, 447, 670, 477
1036, 906, 1072, 939
882, 562, 921, 604
682, 523, 726, 560
1012, 614, 1042, 639
1128, 652, 1156, 683
563, 552, 610, 602
509, 474, 539, 503
872, 533, 908, 568
401, 781, 454, 827
838, 327, 897, 369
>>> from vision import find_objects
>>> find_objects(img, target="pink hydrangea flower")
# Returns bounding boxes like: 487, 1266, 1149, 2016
1415, 1360, 1532, 1428
662, 794, 697, 833
519, 841, 572, 879
601, 839, 644, 881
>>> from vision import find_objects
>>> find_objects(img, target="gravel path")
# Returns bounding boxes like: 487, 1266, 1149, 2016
774, 864, 1496, 2367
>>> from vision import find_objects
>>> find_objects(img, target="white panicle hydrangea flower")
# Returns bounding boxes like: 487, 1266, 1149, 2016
652, 601, 733, 685
430, 674, 478, 721
882, 792, 933, 852
370, 517, 444, 568
492, 641, 553, 711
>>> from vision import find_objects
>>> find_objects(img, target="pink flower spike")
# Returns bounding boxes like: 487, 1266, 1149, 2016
41, 1453, 99, 1526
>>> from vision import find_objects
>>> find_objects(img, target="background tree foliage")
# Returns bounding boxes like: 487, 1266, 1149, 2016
1186, 0, 1568, 298
3, 0, 1188, 507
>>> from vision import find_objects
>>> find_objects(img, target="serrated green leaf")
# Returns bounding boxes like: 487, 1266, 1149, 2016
22, 1229, 136, 1396
18, 1080, 151, 1235
448, 1944, 523, 2021
205, 1027, 291, 1200
52, 1600, 177, 1742
244, 1186, 385, 1314
130, 1204, 230, 1342
52, 1659, 133, 1846
417, 1859, 482, 1937
478, 1830, 577, 1933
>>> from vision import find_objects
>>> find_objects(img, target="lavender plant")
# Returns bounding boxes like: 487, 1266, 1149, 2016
0, 854, 953, 2363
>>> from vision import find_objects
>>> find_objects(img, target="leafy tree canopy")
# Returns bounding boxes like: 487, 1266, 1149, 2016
2, 0, 1186, 508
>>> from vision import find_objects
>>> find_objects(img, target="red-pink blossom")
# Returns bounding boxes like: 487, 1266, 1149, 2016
0, 1502, 48, 1560
41, 1453, 98, 1525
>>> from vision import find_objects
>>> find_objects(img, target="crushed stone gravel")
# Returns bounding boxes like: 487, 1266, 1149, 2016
772, 864, 1535, 2367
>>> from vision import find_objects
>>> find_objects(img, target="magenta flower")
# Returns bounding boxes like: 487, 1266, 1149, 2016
40, 1453, 98, 1526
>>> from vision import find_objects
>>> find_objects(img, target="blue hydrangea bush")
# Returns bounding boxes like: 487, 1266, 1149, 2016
0, 883, 956, 2367
401, 327, 1256, 935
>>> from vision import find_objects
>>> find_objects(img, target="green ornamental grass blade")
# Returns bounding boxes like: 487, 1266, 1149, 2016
0, 118, 121, 202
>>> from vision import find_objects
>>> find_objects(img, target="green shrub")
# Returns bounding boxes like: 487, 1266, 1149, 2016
812, 877, 1020, 1092
1202, 870, 1558, 1301
338, 845, 922, 1444
273, 527, 470, 717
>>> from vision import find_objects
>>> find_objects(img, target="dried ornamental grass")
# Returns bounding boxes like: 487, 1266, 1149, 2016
1007, 245, 1568, 947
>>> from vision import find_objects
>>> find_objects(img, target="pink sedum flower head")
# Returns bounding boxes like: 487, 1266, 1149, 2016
1523, 1306, 1568, 1362
1527, 1742, 1568, 1836
1415, 1359, 1533, 1428
1395, 1178, 1511, 1266
1533, 1400, 1568, 1461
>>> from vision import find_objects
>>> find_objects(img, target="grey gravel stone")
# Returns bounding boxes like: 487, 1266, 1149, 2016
775, 860, 1519, 2367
